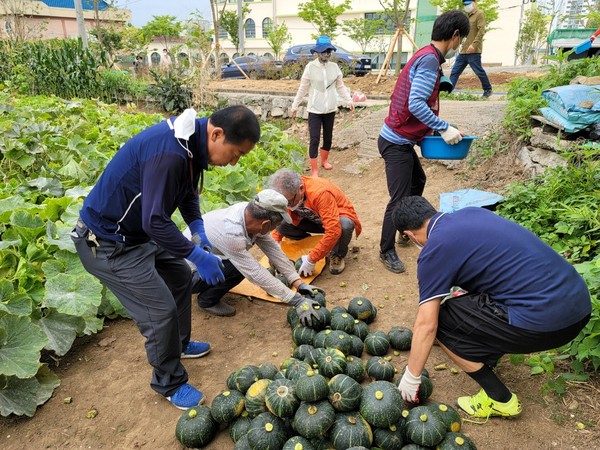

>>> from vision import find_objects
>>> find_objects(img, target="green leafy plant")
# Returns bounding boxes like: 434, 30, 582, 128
147, 68, 193, 114
0, 91, 304, 417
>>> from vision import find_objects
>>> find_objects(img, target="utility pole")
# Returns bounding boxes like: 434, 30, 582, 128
74, 0, 88, 48
237, 0, 245, 54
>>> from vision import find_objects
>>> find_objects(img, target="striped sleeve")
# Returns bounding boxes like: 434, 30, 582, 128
408, 56, 448, 132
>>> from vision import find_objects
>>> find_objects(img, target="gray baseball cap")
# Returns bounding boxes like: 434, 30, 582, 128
254, 189, 292, 224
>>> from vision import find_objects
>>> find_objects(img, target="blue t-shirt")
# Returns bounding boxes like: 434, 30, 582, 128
417, 208, 591, 332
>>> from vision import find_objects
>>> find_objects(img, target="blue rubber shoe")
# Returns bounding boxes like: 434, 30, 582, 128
167, 383, 205, 410
181, 341, 211, 359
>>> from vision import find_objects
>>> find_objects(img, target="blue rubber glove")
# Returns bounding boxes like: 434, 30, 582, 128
187, 246, 225, 286
189, 219, 212, 252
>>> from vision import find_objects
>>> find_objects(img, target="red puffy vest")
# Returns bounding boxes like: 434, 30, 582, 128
384, 44, 442, 142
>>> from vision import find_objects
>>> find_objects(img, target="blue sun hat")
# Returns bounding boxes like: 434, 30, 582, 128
311, 36, 337, 54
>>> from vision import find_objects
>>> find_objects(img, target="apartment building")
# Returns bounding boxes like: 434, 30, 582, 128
0, 0, 130, 41
215, 0, 542, 67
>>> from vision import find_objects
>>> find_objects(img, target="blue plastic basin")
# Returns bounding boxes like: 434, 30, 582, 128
419, 135, 477, 160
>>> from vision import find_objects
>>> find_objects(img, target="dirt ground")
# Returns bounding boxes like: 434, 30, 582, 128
1, 88, 599, 450
207, 70, 545, 97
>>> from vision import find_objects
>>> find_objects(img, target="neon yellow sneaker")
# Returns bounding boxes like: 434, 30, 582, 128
457, 389, 522, 419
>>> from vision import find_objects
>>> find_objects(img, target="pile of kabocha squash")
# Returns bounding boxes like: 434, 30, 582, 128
175, 294, 477, 450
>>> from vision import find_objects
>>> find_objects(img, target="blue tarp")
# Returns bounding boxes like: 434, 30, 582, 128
440, 189, 505, 213
540, 84, 600, 132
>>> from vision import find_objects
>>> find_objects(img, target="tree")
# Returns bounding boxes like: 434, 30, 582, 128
0, 0, 46, 41
515, 7, 549, 65
140, 15, 183, 50
341, 17, 387, 53
265, 22, 292, 60
584, 0, 600, 28
298, 0, 352, 40
219, 4, 250, 53
378, 0, 411, 74
430, 0, 499, 32
120, 24, 152, 57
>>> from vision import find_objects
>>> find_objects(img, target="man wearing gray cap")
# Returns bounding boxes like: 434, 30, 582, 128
188, 189, 324, 320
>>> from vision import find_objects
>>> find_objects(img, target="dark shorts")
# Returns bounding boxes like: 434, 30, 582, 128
436, 293, 590, 367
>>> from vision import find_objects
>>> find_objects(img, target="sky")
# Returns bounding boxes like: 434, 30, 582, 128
113, 0, 213, 27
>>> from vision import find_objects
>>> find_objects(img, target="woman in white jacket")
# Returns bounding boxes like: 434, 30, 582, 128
291, 36, 354, 177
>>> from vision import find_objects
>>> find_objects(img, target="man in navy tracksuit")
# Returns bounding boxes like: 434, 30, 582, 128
72, 105, 260, 409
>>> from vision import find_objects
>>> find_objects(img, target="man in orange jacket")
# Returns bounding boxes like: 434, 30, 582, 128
269, 169, 361, 275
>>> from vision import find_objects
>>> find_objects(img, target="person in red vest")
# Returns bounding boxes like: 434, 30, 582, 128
378, 10, 469, 274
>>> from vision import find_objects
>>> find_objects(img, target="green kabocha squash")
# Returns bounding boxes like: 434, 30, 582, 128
329, 412, 373, 450
345, 355, 366, 382
330, 305, 347, 315
418, 375, 434, 403
323, 329, 353, 355
246, 411, 288, 450
293, 344, 316, 361
305, 347, 326, 367
359, 380, 404, 428
280, 357, 300, 370
373, 422, 404, 450
292, 325, 317, 346
312, 291, 327, 307
265, 378, 300, 419
428, 402, 462, 433
310, 305, 331, 331
347, 334, 364, 357
352, 320, 369, 340
295, 258, 303, 271
329, 313, 356, 334
292, 400, 336, 439
310, 436, 335, 450
274, 370, 287, 381
229, 410, 252, 443
395, 373, 433, 403
283, 435, 316, 450
210, 389, 246, 424
401, 445, 429, 450
234, 433, 252, 450
259, 362, 279, 380
295, 370, 330, 402
436, 431, 477, 450
347, 297, 377, 323
245, 379, 272, 417
313, 329, 330, 348
288, 307, 300, 329
388, 326, 413, 351
328, 373, 362, 412
286, 359, 313, 381
234, 365, 262, 394
404, 405, 446, 448
366, 356, 396, 381
364, 331, 391, 356
175, 405, 218, 448
316, 348, 348, 378
276, 272, 291, 287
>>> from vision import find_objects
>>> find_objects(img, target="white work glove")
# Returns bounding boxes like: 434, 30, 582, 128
440, 126, 463, 145
398, 368, 422, 403
298, 255, 316, 277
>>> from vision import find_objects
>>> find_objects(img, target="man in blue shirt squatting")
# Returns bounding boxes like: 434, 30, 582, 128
394, 196, 591, 419
378, 10, 468, 275
71, 105, 260, 410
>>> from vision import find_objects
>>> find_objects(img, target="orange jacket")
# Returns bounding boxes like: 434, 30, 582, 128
272, 176, 362, 262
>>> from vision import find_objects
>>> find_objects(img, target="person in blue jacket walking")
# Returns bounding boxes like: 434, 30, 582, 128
72, 105, 260, 409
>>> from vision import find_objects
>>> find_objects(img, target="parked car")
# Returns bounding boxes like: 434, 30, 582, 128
282, 44, 372, 77
220, 55, 283, 79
